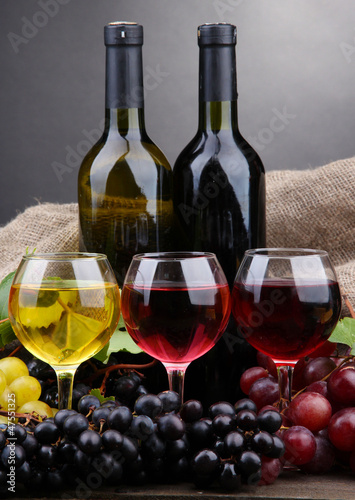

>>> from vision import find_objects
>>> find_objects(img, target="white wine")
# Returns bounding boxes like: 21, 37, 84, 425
9, 281, 120, 367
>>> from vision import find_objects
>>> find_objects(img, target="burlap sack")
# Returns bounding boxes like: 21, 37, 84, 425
0, 157, 354, 315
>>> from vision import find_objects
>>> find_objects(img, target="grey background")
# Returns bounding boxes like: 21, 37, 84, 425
0, 0, 355, 226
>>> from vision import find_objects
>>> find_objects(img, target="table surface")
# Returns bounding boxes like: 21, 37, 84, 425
8, 470, 355, 500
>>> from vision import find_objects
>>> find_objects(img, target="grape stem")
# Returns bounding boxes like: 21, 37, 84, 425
0, 408, 46, 423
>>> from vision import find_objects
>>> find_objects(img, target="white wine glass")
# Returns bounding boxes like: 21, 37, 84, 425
8, 252, 121, 410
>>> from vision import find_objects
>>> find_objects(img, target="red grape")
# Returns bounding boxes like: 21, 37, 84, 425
282, 426, 316, 465
328, 407, 355, 451
240, 367, 268, 395
258, 457, 282, 485
299, 435, 335, 474
305, 380, 328, 399
327, 366, 355, 405
288, 392, 332, 432
248, 377, 279, 411
302, 357, 336, 386
256, 352, 277, 378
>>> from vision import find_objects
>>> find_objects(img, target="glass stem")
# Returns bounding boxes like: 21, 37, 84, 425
165, 367, 186, 403
277, 365, 294, 412
55, 368, 77, 410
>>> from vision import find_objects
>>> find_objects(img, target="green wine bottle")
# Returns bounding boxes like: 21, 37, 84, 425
173, 23, 266, 406
78, 22, 173, 287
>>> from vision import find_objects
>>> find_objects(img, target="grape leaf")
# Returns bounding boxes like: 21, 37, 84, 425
94, 315, 143, 364
89, 388, 115, 403
0, 272, 17, 348
328, 317, 355, 354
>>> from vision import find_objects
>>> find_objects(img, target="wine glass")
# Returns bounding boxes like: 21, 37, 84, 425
121, 252, 231, 402
231, 248, 342, 409
8, 252, 121, 410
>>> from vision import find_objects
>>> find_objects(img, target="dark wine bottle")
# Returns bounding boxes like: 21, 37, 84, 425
173, 23, 266, 406
78, 22, 173, 286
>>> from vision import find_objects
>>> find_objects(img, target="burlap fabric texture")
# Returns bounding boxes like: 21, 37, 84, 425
0, 157, 354, 315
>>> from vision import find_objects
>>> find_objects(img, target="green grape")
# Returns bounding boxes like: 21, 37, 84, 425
0, 386, 14, 411
0, 369, 6, 395
17, 400, 53, 420
9, 375, 41, 408
0, 357, 29, 385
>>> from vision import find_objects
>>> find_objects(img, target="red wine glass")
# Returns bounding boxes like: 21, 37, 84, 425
121, 252, 231, 402
232, 248, 342, 409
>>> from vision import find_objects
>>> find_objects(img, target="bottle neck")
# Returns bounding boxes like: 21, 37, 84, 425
198, 44, 238, 132
105, 44, 146, 135
105, 44, 144, 110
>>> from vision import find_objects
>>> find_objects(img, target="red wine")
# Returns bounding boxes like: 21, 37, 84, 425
121, 283, 231, 365
232, 279, 341, 365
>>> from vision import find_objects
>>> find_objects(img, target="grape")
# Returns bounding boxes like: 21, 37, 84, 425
157, 414, 185, 441
0, 357, 29, 385
34, 421, 60, 444
129, 415, 154, 440
54, 409, 77, 429
45, 470, 64, 490
256, 352, 277, 378
0, 370, 6, 396
0, 386, 16, 411
209, 401, 235, 419
212, 414, 236, 438
305, 380, 328, 399
257, 409, 282, 433
91, 406, 111, 430
328, 407, 355, 451
288, 392, 332, 432
134, 394, 163, 419
27, 357, 55, 380
16, 461, 32, 483
42, 386, 59, 408
187, 418, 214, 449
6, 423, 27, 443
240, 367, 268, 395
235, 409, 258, 431
157, 390, 181, 413
77, 394, 101, 415
238, 450, 262, 477
114, 375, 139, 400
224, 431, 244, 456
0, 444, 26, 468
327, 366, 355, 405
105, 459, 123, 485
121, 436, 139, 462
265, 435, 285, 459
299, 435, 335, 474
191, 449, 220, 476
77, 429, 102, 454
101, 429, 123, 450
168, 456, 189, 482
259, 457, 282, 485
107, 406, 132, 433
248, 377, 279, 410
251, 431, 274, 454
141, 433, 166, 459
74, 449, 92, 470
63, 413, 89, 440
219, 461, 241, 491
234, 398, 258, 413
165, 438, 187, 461
303, 357, 336, 386
179, 400, 203, 423
17, 400, 53, 419
282, 426, 316, 465
58, 440, 79, 464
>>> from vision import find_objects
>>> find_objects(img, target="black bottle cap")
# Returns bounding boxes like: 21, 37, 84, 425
104, 22, 143, 46
198, 23, 237, 46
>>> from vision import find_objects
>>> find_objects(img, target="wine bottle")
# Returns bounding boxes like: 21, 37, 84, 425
173, 23, 266, 406
78, 22, 173, 287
